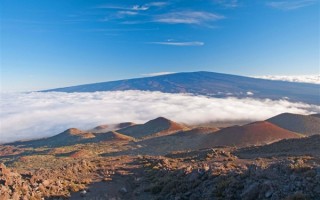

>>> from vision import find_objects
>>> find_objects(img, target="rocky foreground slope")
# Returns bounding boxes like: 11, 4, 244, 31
1, 138, 320, 200
1, 113, 320, 199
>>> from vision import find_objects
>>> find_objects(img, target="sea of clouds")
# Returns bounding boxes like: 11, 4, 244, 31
1, 90, 319, 143
254, 75, 320, 84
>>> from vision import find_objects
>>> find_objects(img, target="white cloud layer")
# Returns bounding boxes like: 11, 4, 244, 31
254, 75, 320, 84
1, 91, 319, 143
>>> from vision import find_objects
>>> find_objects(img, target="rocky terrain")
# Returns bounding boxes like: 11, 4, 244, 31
1, 113, 319, 199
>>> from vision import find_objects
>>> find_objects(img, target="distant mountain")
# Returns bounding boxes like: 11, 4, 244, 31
267, 113, 320, 136
42, 71, 320, 105
117, 117, 189, 138
200, 121, 301, 148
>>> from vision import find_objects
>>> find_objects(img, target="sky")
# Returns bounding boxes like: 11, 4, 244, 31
1, 0, 319, 91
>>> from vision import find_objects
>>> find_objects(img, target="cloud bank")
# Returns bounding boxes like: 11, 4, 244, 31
254, 75, 320, 84
1, 91, 319, 143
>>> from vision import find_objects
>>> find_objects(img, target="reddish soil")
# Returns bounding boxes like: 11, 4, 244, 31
200, 121, 301, 148
117, 117, 189, 138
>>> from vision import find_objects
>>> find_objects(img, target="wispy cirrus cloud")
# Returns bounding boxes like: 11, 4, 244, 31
267, 0, 317, 10
96, 2, 223, 27
154, 11, 224, 25
213, 0, 239, 8
149, 41, 205, 46
131, 5, 149, 11
146, 2, 168, 7
97, 2, 169, 22
117, 11, 139, 16
87, 28, 159, 32
97, 2, 168, 11
96, 4, 147, 11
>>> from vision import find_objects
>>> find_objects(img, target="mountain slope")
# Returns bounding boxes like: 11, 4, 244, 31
42, 71, 320, 105
117, 117, 189, 138
130, 127, 219, 155
236, 135, 320, 158
7, 128, 134, 148
8, 128, 95, 148
200, 121, 301, 148
267, 113, 320, 136
94, 131, 134, 141
106, 127, 219, 155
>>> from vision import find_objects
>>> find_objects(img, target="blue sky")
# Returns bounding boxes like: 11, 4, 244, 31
1, 0, 319, 91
